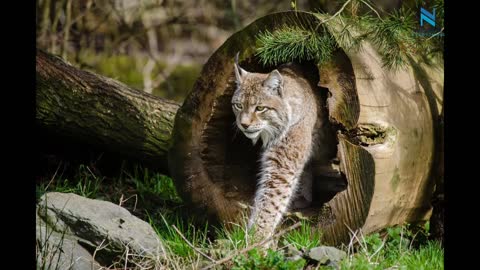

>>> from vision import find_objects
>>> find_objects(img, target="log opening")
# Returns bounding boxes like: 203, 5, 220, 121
199, 58, 348, 220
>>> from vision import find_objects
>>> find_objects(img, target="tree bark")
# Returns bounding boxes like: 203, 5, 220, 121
168, 11, 444, 245
36, 49, 180, 170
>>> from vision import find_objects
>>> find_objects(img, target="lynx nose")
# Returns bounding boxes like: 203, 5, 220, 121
240, 114, 251, 129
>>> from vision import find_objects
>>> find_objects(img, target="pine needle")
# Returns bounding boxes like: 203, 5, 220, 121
254, 0, 443, 70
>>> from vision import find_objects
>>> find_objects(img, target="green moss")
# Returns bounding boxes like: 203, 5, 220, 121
75, 51, 151, 90
95, 55, 144, 89
71, 50, 200, 103
152, 64, 202, 103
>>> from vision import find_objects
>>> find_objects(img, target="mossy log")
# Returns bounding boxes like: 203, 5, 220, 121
36, 49, 180, 170
168, 11, 444, 245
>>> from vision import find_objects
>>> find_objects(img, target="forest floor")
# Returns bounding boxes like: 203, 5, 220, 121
36, 159, 443, 270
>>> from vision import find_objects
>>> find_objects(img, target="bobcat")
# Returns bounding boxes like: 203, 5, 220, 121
231, 55, 332, 240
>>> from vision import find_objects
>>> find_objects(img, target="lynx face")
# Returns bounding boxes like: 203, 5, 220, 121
231, 62, 291, 147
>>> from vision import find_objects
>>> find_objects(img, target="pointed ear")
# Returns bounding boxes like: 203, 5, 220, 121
234, 52, 248, 84
263, 69, 283, 96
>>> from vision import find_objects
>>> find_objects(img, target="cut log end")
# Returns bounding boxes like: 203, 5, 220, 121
169, 11, 441, 246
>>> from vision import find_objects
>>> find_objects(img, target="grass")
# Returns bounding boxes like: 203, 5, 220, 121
36, 162, 181, 207
36, 163, 443, 269
340, 224, 443, 270
36, 225, 70, 270
281, 219, 322, 250
232, 248, 306, 270
147, 215, 443, 270
36, 164, 103, 200
122, 165, 182, 203
147, 211, 210, 258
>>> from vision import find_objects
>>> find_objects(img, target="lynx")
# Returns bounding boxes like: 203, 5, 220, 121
231, 55, 331, 239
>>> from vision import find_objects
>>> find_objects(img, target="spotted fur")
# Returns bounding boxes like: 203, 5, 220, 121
231, 57, 328, 239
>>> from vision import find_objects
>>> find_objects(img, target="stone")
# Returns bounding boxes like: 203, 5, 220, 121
36, 213, 102, 270
284, 245, 304, 261
37, 192, 164, 265
307, 246, 346, 265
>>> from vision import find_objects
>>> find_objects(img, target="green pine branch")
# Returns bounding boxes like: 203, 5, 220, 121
255, 26, 336, 66
255, 0, 443, 70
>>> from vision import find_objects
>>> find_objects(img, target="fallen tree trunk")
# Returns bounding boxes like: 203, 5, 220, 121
36, 49, 180, 170
168, 11, 444, 245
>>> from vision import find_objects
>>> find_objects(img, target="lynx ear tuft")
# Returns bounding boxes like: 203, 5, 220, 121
263, 69, 283, 96
234, 52, 248, 84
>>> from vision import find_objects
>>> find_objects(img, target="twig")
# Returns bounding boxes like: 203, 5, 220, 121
118, 194, 138, 212
316, 0, 384, 33
50, 0, 66, 54
39, 0, 51, 45
346, 226, 358, 256
426, 27, 444, 41
317, 0, 353, 29
358, 228, 369, 256
368, 236, 386, 261
201, 222, 302, 270
45, 162, 62, 191
91, 238, 108, 269
61, 0, 72, 59
124, 245, 130, 270
359, 0, 384, 21
409, 229, 420, 250
344, 223, 368, 254
55, 0, 98, 36
171, 225, 216, 263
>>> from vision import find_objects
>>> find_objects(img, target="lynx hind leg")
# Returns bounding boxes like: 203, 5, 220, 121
291, 167, 313, 210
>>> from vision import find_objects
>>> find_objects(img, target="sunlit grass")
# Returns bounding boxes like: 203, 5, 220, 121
282, 219, 322, 250
36, 164, 443, 269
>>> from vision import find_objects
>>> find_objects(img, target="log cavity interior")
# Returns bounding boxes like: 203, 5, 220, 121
200, 60, 347, 217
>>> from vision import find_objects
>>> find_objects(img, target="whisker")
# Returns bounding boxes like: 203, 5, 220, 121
231, 121, 240, 141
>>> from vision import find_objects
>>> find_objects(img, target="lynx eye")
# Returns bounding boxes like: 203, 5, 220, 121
233, 103, 243, 110
256, 106, 267, 112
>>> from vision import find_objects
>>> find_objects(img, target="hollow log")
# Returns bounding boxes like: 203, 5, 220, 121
36, 49, 180, 170
168, 11, 444, 245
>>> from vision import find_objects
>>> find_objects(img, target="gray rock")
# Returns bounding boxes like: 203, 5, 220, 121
37, 192, 164, 264
36, 214, 102, 270
307, 246, 346, 265
284, 245, 304, 261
